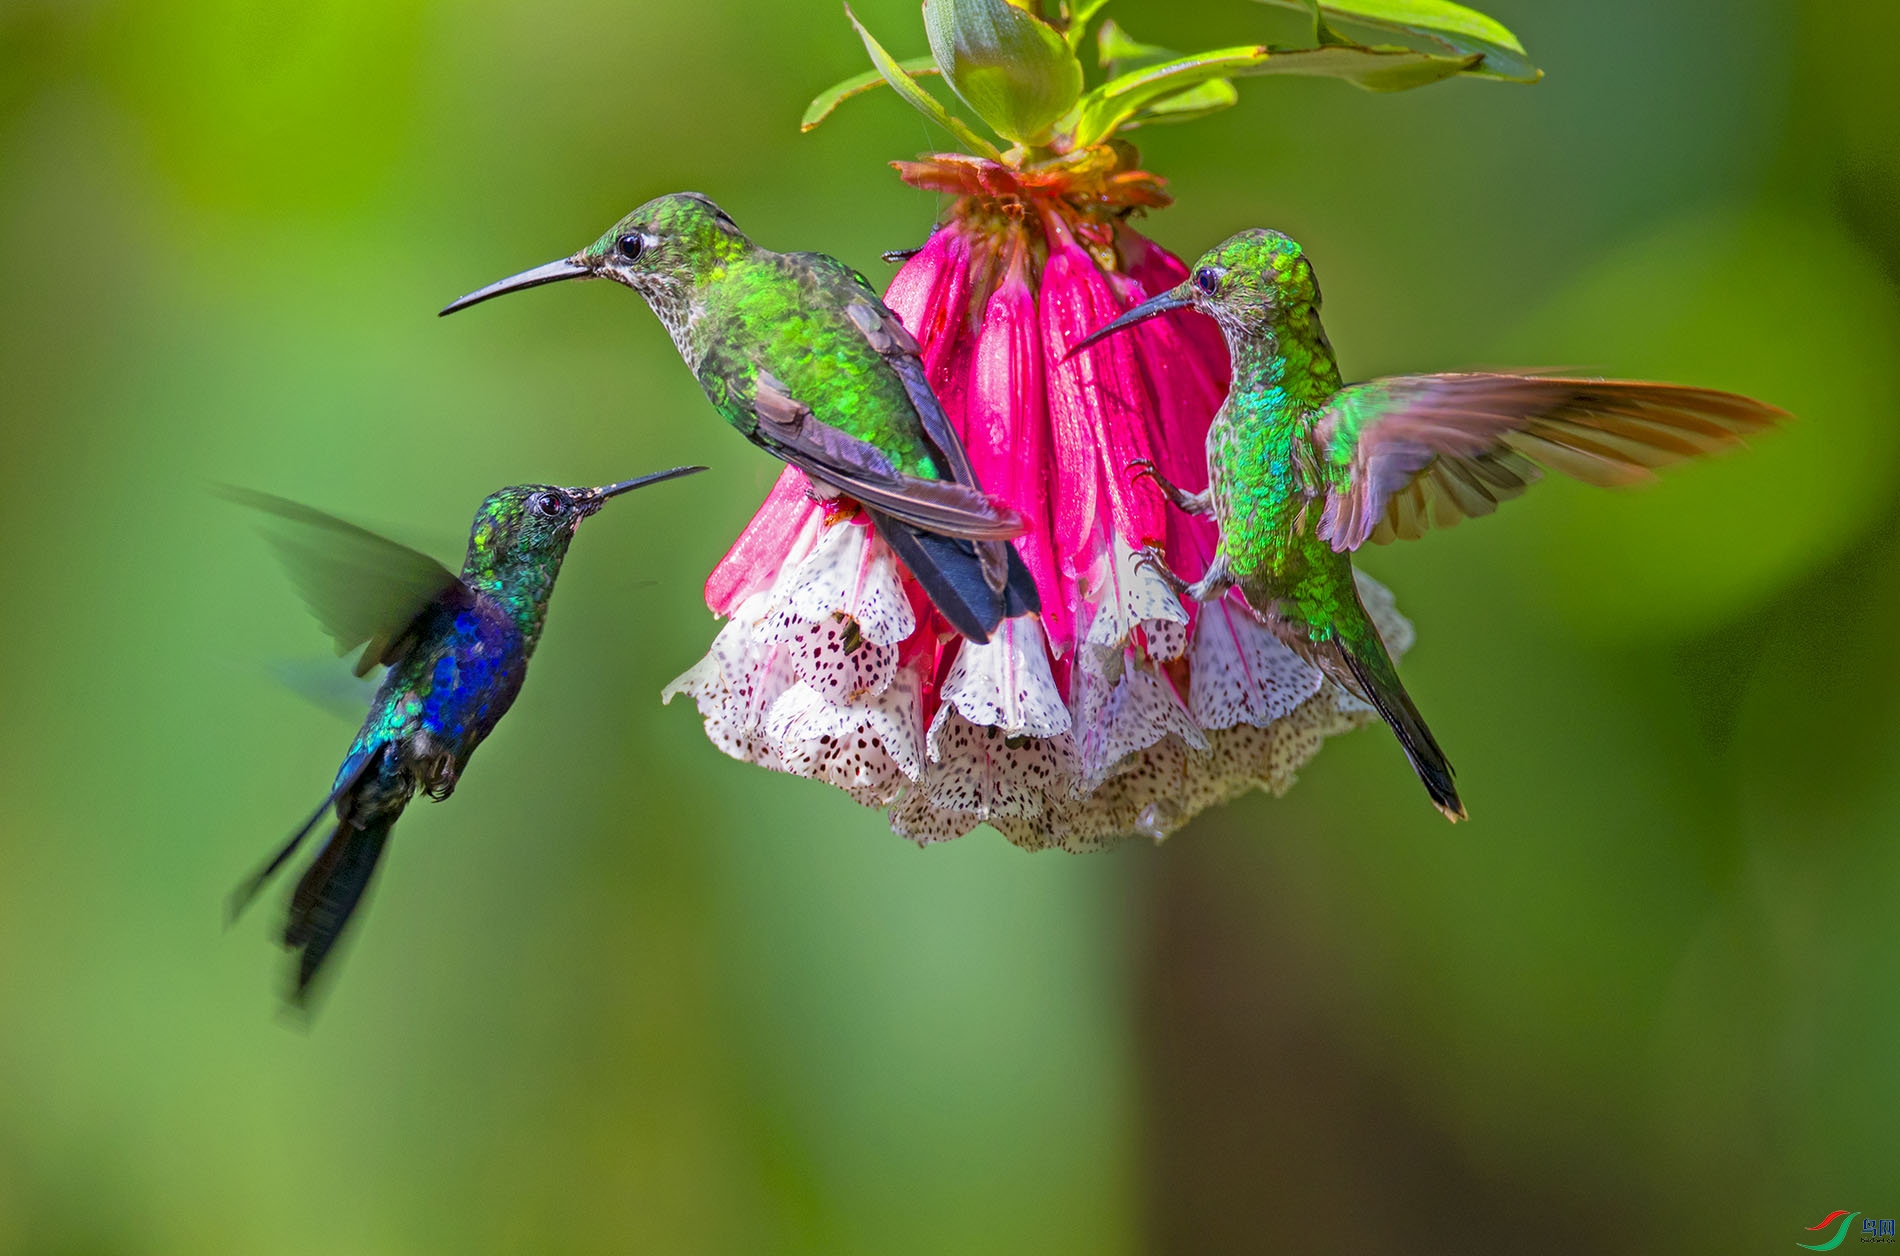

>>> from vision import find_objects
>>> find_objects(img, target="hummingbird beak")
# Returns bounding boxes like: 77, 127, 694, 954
439, 255, 594, 316
1063, 284, 1196, 361
570, 465, 709, 515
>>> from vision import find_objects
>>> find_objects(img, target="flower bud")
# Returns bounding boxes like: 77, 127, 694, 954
923, 0, 1083, 145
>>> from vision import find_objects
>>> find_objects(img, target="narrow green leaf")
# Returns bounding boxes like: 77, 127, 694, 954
1063, 0, 1113, 52
1070, 41, 1477, 144
1128, 78, 1239, 126
1238, 42, 1481, 90
1254, 0, 1540, 82
801, 56, 941, 131
1072, 44, 1263, 144
1095, 17, 1170, 73
924, 0, 1085, 145
844, 5, 1003, 159
1092, 18, 1237, 129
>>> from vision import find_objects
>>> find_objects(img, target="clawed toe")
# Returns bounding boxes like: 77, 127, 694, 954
1133, 544, 1193, 595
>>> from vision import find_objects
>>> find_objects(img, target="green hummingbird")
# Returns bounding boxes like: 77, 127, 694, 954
1071, 228, 1785, 820
226, 465, 703, 1004
439, 191, 1037, 643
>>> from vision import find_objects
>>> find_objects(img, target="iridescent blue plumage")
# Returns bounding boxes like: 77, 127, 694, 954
225, 466, 704, 1005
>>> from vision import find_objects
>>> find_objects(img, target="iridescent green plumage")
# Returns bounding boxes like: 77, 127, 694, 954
441, 192, 1038, 642
574, 199, 946, 479
1075, 228, 1787, 820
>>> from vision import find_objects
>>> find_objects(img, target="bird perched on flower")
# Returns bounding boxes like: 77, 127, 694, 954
226, 466, 703, 1003
440, 192, 1038, 644
1071, 228, 1786, 818
641, 0, 1547, 849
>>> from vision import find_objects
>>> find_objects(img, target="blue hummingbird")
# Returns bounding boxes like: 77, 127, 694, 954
225, 466, 703, 1003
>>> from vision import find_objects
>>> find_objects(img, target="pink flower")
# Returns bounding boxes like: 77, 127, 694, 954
666, 153, 1414, 848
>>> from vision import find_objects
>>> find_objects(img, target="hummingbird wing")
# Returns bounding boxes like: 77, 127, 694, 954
751, 252, 1026, 545
1313, 374, 1786, 551
850, 296, 1026, 595
725, 363, 1027, 542
219, 487, 473, 675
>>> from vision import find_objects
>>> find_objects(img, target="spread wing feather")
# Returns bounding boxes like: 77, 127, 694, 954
746, 373, 1026, 541
725, 295, 1029, 545
1315, 374, 1786, 550
219, 486, 471, 674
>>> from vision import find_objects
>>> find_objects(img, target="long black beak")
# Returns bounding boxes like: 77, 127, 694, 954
1063, 285, 1195, 360
440, 256, 593, 316
572, 464, 708, 513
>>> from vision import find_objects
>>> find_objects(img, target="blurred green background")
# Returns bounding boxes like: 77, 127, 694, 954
2, 0, 1897, 1250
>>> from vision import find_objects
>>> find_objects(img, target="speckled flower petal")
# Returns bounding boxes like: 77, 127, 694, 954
770, 517, 917, 647
1070, 651, 1205, 787
662, 593, 796, 768
762, 669, 926, 794
892, 714, 1074, 845
929, 616, 1070, 757
1082, 534, 1191, 669
1187, 598, 1326, 730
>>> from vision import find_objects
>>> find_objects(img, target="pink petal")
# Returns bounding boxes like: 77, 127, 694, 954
1098, 269, 1222, 589
1039, 216, 1167, 556
703, 465, 818, 617
967, 246, 1071, 654
883, 227, 973, 378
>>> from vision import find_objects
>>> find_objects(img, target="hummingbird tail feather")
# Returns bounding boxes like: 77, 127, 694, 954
284, 814, 396, 1003
227, 753, 377, 927
1336, 637, 1465, 822
868, 510, 1039, 642
998, 542, 1039, 619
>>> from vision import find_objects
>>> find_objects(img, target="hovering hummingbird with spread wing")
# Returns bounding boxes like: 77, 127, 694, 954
439, 191, 1037, 643
226, 466, 703, 1004
1071, 228, 1786, 821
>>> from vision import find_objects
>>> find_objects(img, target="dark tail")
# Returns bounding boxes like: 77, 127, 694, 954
228, 751, 378, 926
283, 814, 395, 1004
867, 508, 1039, 644
1335, 631, 1465, 822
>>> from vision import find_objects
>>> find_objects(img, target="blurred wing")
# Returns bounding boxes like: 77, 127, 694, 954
1314, 374, 1786, 550
744, 366, 1025, 542
263, 658, 384, 723
220, 487, 471, 674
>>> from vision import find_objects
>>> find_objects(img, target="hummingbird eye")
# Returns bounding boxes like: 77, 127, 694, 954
1194, 267, 1221, 295
616, 234, 646, 262
527, 492, 567, 519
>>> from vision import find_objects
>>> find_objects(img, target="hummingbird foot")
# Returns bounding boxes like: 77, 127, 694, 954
1133, 543, 1213, 600
420, 750, 459, 801
1137, 545, 1234, 604
1127, 459, 1212, 515
1184, 558, 1236, 605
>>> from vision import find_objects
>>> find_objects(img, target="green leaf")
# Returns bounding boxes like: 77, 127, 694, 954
1063, 0, 1113, 52
1237, 42, 1482, 89
801, 56, 941, 131
1093, 19, 1238, 129
844, 5, 1003, 159
1126, 78, 1239, 127
1254, 0, 1540, 82
1095, 17, 1171, 73
1070, 41, 1476, 145
924, 0, 1085, 145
